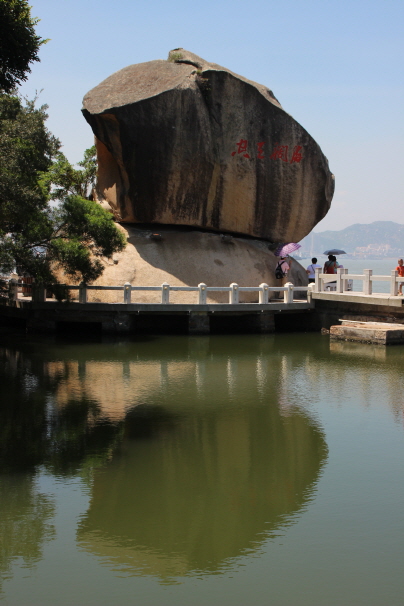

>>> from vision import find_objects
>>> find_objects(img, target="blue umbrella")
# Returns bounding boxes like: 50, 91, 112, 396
274, 243, 301, 257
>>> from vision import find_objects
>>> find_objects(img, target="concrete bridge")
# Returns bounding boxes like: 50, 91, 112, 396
2, 280, 313, 334
2, 270, 404, 335
310, 267, 404, 331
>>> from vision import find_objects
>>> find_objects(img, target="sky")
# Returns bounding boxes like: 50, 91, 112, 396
18, 0, 404, 232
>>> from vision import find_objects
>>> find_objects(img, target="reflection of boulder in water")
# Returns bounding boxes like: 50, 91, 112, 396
77, 403, 327, 580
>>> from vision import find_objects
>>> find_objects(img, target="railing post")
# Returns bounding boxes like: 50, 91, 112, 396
307, 283, 314, 303
314, 267, 321, 292
229, 283, 239, 304
259, 283, 269, 304
198, 283, 207, 304
283, 282, 293, 304
336, 268, 344, 293
9, 278, 18, 301
161, 282, 170, 304
124, 282, 131, 304
342, 268, 349, 291
391, 270, 398, 296
79, 282, 87, 304
363, 269, 372, 295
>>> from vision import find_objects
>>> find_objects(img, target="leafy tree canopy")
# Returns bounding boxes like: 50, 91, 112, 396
0, 0, 47, 93
39, 146, 98, 201
0, 93, 126, 292
0, 93, 59, 234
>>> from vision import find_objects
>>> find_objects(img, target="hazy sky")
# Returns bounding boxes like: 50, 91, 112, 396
19, 0, 403, 232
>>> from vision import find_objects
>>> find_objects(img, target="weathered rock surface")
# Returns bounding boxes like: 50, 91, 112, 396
82, 49, 334, 242
80, 225, 308, 304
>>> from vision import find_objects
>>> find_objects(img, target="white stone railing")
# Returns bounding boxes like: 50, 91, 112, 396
313, 267, 401, 296
8, 279, 310, 305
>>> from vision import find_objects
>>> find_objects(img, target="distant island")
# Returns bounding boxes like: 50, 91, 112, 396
298, 221, 404, 259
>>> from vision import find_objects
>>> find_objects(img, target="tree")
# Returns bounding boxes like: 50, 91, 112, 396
0, 92, 59, 275
43, 194, 127, 284
39, 146, 126, 284
0, 0, 47, 93
0, 93, 126, 292
0, 1, 126, 294
39, 146, 98, 201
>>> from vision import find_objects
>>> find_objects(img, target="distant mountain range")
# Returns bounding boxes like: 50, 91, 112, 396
298, 221, 404, 258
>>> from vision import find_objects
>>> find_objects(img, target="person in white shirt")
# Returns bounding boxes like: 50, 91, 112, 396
306, 257, 322, 283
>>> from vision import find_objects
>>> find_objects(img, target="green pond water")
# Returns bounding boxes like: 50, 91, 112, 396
0, 328, 403, 605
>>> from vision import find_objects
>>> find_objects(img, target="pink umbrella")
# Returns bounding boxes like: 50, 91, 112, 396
274, 243, 301, 257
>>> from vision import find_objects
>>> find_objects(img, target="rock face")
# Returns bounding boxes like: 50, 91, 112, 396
79, 225, 309, 304
82, 49, 334, 243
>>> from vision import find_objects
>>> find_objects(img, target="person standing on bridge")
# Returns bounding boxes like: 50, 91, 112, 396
275, 256, 292, 279
323, 255, 337, 274
306, 257, 321, 283
396, 259, 404, 295
275, 256, 292, 299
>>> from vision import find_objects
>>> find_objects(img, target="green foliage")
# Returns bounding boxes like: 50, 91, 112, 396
168, 51, 183, 62
0, 93, 126, 291
0, 93, 59, 234
0, 92, 58, 279
0, 0, 47, 92
39, 145, 97, 200
0, 3, 125, 293
48, 196, 126, 283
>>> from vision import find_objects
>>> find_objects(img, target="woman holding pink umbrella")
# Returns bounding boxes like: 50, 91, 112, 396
274, 243, 301, 279
273, 243, 300, 297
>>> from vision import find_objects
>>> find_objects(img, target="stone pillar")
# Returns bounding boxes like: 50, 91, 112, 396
342, 268, 349, 292
124, 282, 132, 304
391, 270, 398, 296
198, 283, 207, 304
259, 283, 269, 304
283, 282, 293, 304
188, 312, 210, 335
161, 283, 170, 304
363, 269, 372, 295
229, 283, 239, 304
336, 268, 344, 293
314, 267, 321, 292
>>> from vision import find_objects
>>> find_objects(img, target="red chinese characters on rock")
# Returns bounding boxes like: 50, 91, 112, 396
290, 145, 303, 164
231, 139, 250, 158
257, 142, 265, 159
270, 143, 289, 162
231, 140, 303, 163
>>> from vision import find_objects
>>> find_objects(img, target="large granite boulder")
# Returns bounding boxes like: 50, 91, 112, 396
75, 225, 309, 304
82, 49, 334, 243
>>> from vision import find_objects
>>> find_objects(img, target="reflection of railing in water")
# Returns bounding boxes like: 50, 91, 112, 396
313, 267, 402, 296
8, 279, 310, 305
